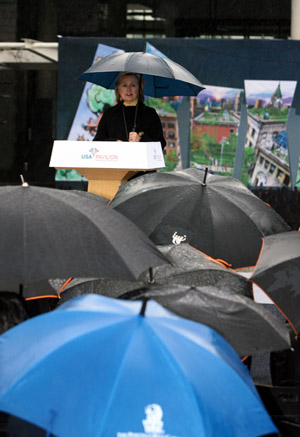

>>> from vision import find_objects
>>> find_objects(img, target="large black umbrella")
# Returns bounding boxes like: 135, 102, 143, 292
110, 168, 290, 269
120, 284, 291, 357
78, 51, 205, 97
0, 190, 110, 299
0, 184, 167, 298
251, 231, 300, 335
56, 243, 253, 303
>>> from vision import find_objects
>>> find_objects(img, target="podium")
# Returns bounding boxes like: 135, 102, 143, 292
49, 140, 165, 200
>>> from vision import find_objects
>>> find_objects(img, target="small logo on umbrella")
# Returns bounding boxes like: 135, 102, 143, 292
117, 403, 179, 436
172, 231, 187, 245
142, 404, 164, 434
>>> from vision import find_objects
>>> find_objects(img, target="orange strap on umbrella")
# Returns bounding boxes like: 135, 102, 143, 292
59, 277, 73, 297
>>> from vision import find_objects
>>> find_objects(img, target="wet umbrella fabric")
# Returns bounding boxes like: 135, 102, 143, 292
0, 279, 58, 300
0, 294, 277, 437
56, 243, 254, 302
251, 231, 300, 335
0, 185, 167, 296
78, 51, 205, 97
120, 284, 291, 357
110, 167, 290, 269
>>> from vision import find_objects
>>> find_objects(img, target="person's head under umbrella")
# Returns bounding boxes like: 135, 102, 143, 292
115, 72, 145, 104
93, 71, 166, 148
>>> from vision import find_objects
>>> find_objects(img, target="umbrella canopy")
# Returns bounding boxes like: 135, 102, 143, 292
0, 294, 277, 437
0, 279, 58, 300
0, 184, 167, 297
120, 283, 291, 357
110, 167, 290, 269
56, 243, 253, 302
251, 231, 300, 335
78, 51, 205, 97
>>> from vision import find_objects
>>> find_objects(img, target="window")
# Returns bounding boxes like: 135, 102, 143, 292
251, 128, 256, 137
126, 4, 166, 38
259, 156, 264, 165
283, 174, 290, 186
264, 160, 269, 169
168, 131, 175, 139
269, 164, 276, 174
168, 123, 175, 129
277, 169, 285, 181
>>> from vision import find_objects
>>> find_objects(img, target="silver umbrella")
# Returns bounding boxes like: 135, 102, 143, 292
78, 51, 205, 97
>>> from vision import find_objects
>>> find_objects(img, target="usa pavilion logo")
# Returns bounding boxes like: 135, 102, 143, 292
81, 147, 99, 159
80, 147, 118, 162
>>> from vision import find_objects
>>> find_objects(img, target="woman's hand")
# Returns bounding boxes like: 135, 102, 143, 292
129, 131, 141, 142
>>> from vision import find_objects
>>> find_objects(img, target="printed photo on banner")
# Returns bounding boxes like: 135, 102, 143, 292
189, 85, 244, 177
241, 80, 297, 187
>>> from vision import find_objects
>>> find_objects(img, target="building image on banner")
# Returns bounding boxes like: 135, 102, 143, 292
189, 86, 243, 176
241, 80, 297, 187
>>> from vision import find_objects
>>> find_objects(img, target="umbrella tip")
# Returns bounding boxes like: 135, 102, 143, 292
20, 174, 29, 187
202, 167, 208, 186
140, 298, 148, 316
147, 267, 155, 285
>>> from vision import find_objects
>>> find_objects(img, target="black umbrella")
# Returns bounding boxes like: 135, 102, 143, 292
251, 231, 300, 335
120, 284, 291, 357
0, 191, 109, 299
56, 243, 253, 303
78, 51, 205, 97
0, 279, 58, 300
110, 167, 290, 269
0, 184, 167, 298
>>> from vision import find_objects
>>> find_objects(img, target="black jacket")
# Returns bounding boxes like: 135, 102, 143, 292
93, 101, 166, 149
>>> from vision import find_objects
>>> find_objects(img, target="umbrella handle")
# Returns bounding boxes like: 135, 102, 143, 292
132, 74, 143, 132
140, 298, 148, 316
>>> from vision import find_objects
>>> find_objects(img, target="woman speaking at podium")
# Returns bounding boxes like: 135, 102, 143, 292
93, 72, 166, 150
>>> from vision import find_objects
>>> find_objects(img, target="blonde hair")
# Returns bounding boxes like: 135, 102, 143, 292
115, 72, 145, 103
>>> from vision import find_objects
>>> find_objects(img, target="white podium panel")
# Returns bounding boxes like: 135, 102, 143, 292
50, 140, 165, 170
49, 140, 165, 199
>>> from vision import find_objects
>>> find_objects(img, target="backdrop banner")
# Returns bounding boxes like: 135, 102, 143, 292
57, 37, 300, 187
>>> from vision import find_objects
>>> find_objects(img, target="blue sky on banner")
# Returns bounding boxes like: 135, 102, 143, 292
145, 42, 169, 59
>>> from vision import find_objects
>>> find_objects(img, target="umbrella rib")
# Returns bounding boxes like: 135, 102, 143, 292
141, 319, 206, 429
97, 316, 143, 435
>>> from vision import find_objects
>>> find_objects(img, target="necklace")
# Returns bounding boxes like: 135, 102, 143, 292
122, 102, 139, 140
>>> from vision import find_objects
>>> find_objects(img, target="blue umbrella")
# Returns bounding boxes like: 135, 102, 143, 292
78, 51, 205, 97
0, 294, 276, 437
